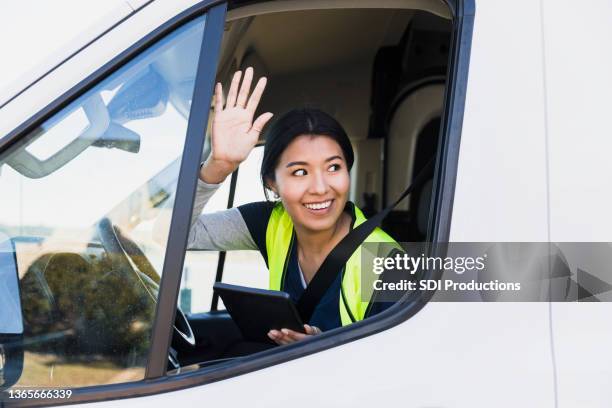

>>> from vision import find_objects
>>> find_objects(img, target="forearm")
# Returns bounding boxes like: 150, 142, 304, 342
187, 178, 257, 251
190, 178, 221, 231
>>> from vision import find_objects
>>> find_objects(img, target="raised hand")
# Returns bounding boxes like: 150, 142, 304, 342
201, 67, 273, 184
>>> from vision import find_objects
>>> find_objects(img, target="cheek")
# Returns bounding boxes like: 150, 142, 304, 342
331, 172, 350, 196
275, 176, 306, 203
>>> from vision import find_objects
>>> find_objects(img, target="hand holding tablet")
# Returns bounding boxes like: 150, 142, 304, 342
267, 324, 321, 345
214, 282, 321, 344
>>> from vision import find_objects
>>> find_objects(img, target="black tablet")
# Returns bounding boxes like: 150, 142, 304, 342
213, 282, 305, 343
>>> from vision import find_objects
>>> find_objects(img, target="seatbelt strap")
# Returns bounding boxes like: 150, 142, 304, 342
296, 157, 435, 323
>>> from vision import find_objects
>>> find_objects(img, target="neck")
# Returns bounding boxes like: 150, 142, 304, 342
294, 211, 351, 257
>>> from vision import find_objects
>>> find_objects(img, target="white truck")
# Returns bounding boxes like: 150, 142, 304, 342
0, 0, 610, 406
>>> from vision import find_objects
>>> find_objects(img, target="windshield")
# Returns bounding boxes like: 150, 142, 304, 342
0, 15, 209, 388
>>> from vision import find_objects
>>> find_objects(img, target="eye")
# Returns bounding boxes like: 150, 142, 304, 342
328, 163, 342, 172
292, 169, 307, 176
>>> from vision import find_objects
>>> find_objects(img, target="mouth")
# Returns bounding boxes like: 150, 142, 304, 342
303, 199, 334, 214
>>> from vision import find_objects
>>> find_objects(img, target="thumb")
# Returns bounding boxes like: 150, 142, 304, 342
304, 324, 319, 335
247, 112, 274, 139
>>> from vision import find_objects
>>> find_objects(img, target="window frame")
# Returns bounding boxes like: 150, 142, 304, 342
0, 0, 474, 404
154, 0, 472, 397
144, 2, 227, 381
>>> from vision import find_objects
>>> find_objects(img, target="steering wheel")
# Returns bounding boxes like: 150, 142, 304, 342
96, 217, 196, 356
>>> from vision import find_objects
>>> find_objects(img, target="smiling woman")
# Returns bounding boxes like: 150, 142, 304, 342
188, 68, 399, 347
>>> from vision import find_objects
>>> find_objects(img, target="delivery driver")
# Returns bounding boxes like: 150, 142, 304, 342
189, 67, 397, 345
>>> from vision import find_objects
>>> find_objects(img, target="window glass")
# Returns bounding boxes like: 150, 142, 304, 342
0, 15, 206, 388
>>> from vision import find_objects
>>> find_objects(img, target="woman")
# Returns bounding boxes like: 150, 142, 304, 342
189, 67, 397, 345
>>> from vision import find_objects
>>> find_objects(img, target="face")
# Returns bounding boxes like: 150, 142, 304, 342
269, 134, 350, 233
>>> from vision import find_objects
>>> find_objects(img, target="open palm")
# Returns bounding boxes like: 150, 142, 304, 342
211, 67, 273, 167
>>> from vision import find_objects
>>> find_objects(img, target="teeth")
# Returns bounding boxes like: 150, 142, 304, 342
304, 200, 332, 210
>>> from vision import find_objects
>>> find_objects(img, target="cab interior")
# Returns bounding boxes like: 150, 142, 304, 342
177, 3, 453, 369
220, 4, 450, 237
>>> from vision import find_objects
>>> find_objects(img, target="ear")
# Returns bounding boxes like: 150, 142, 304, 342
266, 179, 278, 194
265, 178, 279, 197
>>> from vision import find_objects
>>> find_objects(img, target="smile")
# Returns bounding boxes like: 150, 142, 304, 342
303, 200, 333, 210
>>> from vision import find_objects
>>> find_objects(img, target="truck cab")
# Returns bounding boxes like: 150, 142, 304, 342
1, 0, 611, 406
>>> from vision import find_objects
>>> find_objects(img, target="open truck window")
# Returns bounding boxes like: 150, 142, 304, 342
176, 3, 455, 371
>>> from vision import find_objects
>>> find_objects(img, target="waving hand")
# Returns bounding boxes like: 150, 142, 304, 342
201, 67, 273, 183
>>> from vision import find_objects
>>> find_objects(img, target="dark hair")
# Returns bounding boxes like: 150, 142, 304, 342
260, 108, 354, 201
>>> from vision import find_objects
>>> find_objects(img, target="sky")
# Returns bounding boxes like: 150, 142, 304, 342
0, 0, 126, 95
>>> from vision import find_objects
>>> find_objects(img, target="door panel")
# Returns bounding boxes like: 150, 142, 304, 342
545, 1, 612, 406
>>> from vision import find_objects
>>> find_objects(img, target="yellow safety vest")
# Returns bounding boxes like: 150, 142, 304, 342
265, 202, 398, 326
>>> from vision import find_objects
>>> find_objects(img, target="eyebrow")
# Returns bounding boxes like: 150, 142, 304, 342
285, 155, 343, 168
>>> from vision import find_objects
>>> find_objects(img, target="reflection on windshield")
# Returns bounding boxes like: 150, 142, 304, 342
0, 15, 206, 389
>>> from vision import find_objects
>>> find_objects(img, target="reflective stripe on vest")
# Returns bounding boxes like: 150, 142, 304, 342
265, 202, 398, 326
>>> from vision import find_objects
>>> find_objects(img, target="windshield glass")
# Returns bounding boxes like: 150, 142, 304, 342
0, 15, 207, 388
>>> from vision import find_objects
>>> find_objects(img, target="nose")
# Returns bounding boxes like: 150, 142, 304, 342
308, 170, 329, 195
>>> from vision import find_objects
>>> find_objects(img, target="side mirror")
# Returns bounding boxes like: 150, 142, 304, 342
0, 234, 24, 390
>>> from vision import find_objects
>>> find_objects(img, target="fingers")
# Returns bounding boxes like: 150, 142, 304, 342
225, 70, 242, 108
224, 67, 267, 111
236, 67, 254, 108
268, 328, 311, 345
268, 329, 290, 345
214, 82, 224, 114
282, 329, 308, 342
247, 112, 274, 140
303, 324, 321, 335
246, 76, 268, 113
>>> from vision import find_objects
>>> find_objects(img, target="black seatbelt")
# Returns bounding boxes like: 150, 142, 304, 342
296, 157, 435, 323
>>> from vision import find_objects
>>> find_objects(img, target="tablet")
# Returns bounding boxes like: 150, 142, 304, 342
213, 282, 305, 343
